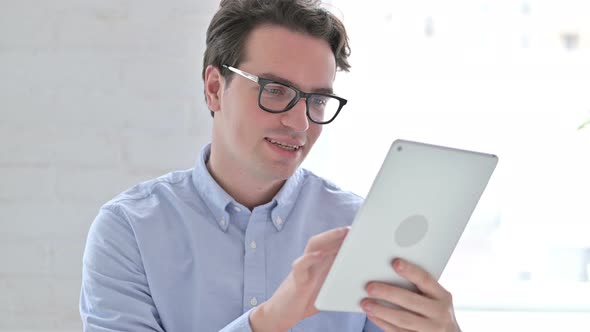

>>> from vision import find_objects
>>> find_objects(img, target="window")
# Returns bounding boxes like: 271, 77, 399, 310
304, 1, 590, 330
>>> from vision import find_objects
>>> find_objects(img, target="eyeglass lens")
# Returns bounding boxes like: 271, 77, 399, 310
260, 82, 340, 123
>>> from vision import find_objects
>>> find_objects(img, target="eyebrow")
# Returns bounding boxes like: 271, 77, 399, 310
259, 72, 334, 95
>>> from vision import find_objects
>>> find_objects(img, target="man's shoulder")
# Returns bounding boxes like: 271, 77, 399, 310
102, 168, 194, 215
299, 168, 364, 205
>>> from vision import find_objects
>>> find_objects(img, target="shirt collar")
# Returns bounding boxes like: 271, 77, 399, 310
192, 143, 307, 232
193, 144, 234, 232
270, 166, 305, 231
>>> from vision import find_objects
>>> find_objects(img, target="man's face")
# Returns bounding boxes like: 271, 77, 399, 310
210, 24, 337, 183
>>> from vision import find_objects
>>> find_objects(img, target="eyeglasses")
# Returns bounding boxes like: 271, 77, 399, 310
222, 65, 347, 125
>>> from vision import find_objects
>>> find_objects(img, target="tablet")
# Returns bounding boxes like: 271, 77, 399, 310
315, 139, 498, 313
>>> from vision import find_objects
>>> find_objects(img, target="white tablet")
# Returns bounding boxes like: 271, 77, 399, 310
315, 139, 498, 313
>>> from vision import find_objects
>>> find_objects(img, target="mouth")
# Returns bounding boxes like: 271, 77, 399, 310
264, 137, 304, 151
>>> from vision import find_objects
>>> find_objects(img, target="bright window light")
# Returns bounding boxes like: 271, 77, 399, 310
304, 1, 590, 330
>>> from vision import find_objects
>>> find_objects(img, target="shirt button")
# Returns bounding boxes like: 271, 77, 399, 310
233, 206, 241, 212
220, 218, 227, 227
250, 297, 258, 306
250, 241, 257, 250
275, 216, 283, 225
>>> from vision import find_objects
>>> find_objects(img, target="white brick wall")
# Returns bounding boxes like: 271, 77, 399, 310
0, 1, 218, 330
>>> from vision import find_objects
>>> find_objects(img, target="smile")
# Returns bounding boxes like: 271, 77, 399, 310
264, 138, 304, 151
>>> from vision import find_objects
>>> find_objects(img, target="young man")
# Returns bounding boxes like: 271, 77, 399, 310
80, 0, 462, 331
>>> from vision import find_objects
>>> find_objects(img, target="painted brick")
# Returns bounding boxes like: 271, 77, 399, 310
0, 201, 96, 238
0, 1, 217, 329
0, 167, 57, 203
122, 130, 206, 171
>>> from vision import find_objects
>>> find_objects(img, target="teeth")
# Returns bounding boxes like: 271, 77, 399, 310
267, 138, 302, 151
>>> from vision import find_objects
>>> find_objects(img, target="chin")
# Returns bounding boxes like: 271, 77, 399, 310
268, 163, 300, 181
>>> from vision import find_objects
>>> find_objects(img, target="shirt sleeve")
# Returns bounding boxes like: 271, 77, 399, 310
363, 316, 384, 332
80, 207, 165, 332
218, 308, 255, 332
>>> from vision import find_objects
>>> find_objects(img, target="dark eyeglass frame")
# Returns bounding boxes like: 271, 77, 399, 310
222, 64, 347, 125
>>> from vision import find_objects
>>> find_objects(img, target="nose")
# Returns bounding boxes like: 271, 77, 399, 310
280, 98, 309, 132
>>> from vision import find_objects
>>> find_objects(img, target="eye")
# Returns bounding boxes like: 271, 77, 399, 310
311, 96, 328, 106
263, 84, 287, 96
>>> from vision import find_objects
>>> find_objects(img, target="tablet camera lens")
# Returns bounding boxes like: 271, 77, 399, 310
397, 146, 403, 152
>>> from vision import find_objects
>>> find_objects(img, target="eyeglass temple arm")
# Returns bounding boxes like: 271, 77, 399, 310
222, 64, 259, 83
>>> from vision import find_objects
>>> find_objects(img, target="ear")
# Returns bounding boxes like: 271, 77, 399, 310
204, 65, 225, 113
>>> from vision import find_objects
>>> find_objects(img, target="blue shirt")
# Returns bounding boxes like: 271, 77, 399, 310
80, 144, 382, 332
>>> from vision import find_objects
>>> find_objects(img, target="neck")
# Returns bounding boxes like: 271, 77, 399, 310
206, 152, 286, 211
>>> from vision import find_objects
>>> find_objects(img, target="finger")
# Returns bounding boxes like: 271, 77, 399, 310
304, 226, 349, 253
393, 258, 451, 301
362, 299, 435, 331
291, 251, 325, 284
365, 282, 439, 318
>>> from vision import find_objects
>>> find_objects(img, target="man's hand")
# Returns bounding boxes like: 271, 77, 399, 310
249, 226, 349, 332
361, 258, 461, 332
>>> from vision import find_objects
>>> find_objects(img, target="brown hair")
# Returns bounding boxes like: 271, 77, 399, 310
202, 0, 351, 116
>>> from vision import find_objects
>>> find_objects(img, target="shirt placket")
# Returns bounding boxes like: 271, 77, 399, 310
242, 209, 268, 313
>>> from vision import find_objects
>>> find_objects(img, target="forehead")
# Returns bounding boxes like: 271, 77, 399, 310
239, 24, 337, 90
